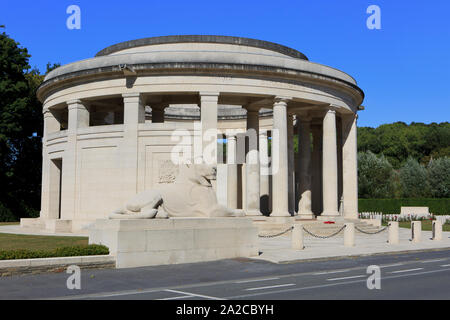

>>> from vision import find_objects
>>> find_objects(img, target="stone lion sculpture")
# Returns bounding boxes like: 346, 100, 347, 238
109, 163, 245, 219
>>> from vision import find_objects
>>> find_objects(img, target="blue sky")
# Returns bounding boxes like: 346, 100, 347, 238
1, 0, 449, 127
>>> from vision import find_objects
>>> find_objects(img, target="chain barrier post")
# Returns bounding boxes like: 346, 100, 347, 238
388, 221, 399, 245
291, 224, 304, 250
411, 221, 421, 243
344, 222, 355, 247
432, 220, 442, 241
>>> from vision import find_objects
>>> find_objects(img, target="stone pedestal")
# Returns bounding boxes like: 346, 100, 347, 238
89, 218, 259, 268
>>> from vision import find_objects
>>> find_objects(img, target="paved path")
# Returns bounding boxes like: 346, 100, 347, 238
1, 249, 449, 300
0, 225, 87, 237
257, 227, 450, 263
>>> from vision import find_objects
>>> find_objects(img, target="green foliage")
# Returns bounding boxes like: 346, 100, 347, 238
0, 31, 59, 221
0, 244, 109, 260
359, 198, 450, 214
358, 151, 395, 198
427, 157, 450, 198
358, 122, 450, 168
399, 157, 430, 197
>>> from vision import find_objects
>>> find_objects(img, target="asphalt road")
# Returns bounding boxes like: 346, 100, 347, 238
1, 249, 450, 300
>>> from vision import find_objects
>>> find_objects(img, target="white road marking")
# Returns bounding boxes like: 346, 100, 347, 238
420, 259, 447, 264
235, 277, 280, 284
389, 268, 424, 274
158, 295, 195, 300
379, 263, 404, 268
326, 275, 366, 281
245, 283, 295, 291
440, 264, 450, 267
313, 269, 353, 275
164, 289, 223, 300
225, 268, 450, 299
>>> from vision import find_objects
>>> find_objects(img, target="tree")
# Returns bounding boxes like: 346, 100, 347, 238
427, 157, 450, 198
358, 151, 395, 198
399, 157, 430, 198
0, 30, 56, 220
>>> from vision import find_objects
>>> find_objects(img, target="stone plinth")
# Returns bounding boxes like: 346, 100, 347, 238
88, 218, 259, 268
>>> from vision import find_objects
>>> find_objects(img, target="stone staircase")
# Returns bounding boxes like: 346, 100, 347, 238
251, 216, 384, 237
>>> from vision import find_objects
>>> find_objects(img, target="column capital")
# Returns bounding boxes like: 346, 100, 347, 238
66, 99, 83, 106
122, 93, 142, 104
200, 92, 220, 102
273, 96, 292, 104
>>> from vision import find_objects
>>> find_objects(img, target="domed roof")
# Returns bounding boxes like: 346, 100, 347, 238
95, 35, 309, 60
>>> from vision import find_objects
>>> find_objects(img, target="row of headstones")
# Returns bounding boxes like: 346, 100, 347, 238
360, 212, 450, 225
291, 220, 444, 250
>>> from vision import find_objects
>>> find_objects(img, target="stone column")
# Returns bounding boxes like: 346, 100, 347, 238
200, 92, 219, 164
226, 134, 238, 209
121, 93, 145, 198
151, 104, 167, 123
60, 99, 89, 220
271, 97, 291, 217
321, 108, 339, 217
311, 123, 322, 215
40, 108, 62, 220
297, 116, 314, 218
245, 107, 261, 216
287, 113, 295, 214
259, 130, 270, 215
342, 114, 358, 219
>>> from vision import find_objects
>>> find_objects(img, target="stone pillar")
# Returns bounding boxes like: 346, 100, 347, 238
342, 114, 358, 219
388, 221, 399, 244
121, 93, 145, 198
287, 113, 295, 214
432, 220, 443, 241
411, 221, 422, 243
40, 108, 62, 220
321, 108, 339, 217
297, 116, 314, 218
245, 107, 261, 216
271, 97, 291, 217
60, 99, 89, 220
291, 224, 304, 250
227, 134, 238, 209
344, 222, 355, 247
259, 130, 270, 215
200, 92, 219, 165
311, 123, 322, 215
151, 104, 167, 123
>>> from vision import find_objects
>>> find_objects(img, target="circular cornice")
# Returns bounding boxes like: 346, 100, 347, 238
95, 35, 309, 61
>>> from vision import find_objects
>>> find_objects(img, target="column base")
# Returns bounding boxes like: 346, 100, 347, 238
318, 212, 340, 220
245, 210, 263, 216
270, 211, 292, 217
297, 212, 315, 219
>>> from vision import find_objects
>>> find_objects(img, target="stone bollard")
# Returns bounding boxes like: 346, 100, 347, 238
388, 221, 399, 245
344, 223, 355, 247
411, 221, 422, 243
432, 220, 442, 241
291, 224, 304, 250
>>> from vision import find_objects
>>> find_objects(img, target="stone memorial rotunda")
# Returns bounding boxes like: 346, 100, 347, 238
21, 35, 364, 233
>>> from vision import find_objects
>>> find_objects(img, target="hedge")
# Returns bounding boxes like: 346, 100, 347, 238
359, 198, 450, 214
0, 244, 109, 260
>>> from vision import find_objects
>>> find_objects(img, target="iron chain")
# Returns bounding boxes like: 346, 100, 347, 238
354, 225, 388, 235
258, 226, 294, 238
302, 225, 346, 239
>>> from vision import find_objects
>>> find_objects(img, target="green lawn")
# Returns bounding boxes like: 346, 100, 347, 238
383, 220, 450, 232
0, 233, 88, 251
0, 222, 19, 226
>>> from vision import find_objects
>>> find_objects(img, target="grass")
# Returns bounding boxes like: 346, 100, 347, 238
0, 233, 88, 251
382, 220, 450, 232
0, 222, 19, 226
